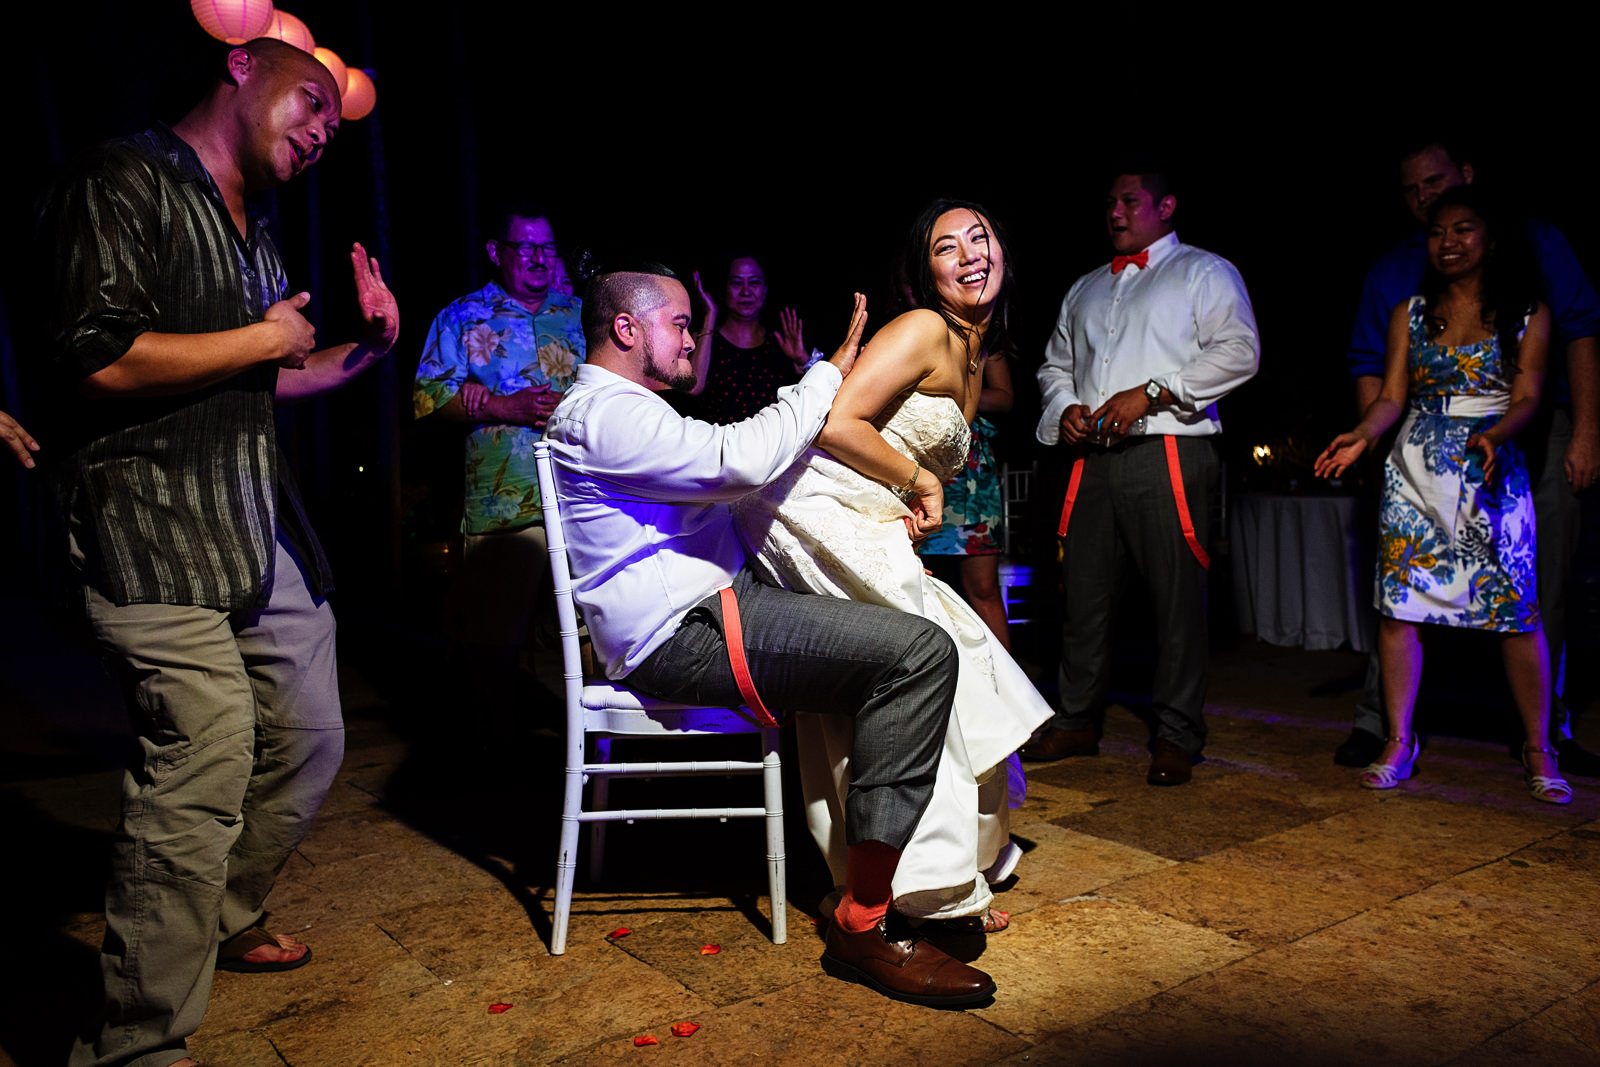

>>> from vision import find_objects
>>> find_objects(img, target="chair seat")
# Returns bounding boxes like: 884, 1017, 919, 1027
581, 682, 765, 736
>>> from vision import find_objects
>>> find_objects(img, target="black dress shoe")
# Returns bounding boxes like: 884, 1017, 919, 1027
1019, 726, 1099, 762
821, 914, 996, 1009
1147, 740, 1194, 786
1555, 737, 1600, 779
1334, 728, 1385, 768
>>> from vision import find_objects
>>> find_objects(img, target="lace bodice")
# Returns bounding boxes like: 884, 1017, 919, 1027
875, 391, 972, 483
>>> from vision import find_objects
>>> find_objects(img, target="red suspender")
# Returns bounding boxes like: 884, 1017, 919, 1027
1163, 436, 1210, 570
1056, 456, 1086, 537
718, 587, 781, 727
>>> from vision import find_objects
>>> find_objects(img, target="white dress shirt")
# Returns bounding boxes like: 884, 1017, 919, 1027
1035, 231, 1260, 444
544, 360, 842, 679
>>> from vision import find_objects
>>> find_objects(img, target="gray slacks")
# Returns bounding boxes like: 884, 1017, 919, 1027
627, 566, 957, 850
70, 533, 343, 1067
1053, 435, 1219, 754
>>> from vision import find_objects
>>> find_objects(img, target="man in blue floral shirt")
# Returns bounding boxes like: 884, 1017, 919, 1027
415, 201, 585, 673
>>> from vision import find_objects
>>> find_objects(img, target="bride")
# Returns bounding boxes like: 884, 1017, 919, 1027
737, 200, 1052, 925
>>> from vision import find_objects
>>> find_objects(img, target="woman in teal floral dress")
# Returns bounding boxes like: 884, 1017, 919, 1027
922, 350, 1013, 650
1317, 187, 1570, 803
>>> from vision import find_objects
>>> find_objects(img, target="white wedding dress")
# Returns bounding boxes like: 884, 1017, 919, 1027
736, 391, 1052, 919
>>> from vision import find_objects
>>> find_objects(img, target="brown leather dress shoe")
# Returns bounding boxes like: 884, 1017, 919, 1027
1147, 739, 1195, 786
821, 914, 996, 1008
1019, 726, 1099, 762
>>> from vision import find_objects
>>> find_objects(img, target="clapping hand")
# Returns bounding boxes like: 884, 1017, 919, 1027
774, 307, 808, 372
352, 243, 399, 353
692, 270, 719, 329
265, 292, 316, 369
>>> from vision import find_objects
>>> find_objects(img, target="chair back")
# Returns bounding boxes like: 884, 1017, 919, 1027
534, 439, 589, 753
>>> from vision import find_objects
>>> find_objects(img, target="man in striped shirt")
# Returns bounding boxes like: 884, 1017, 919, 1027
39, 39, 398, 1067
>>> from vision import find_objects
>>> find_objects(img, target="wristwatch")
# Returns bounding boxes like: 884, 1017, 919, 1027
1144, 379, 1163, 408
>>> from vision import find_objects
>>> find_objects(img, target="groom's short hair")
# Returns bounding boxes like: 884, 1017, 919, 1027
582, 261, 680, 351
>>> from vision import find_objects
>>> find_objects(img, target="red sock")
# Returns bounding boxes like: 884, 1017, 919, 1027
834, 841, 900, 933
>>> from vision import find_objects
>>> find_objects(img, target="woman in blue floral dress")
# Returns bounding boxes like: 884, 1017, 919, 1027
1317, 187, 1571, 803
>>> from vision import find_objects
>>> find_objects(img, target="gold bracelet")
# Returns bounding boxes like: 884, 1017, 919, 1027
899, 461, 920, 493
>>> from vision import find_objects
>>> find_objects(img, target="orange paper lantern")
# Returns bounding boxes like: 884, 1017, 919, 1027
313, 47, 348, 97
263, 9, 314, 52
341, 68, 377, 121
190, 0, 274, 43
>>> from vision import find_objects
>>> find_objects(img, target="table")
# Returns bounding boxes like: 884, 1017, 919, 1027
1230, 493, 1374, 653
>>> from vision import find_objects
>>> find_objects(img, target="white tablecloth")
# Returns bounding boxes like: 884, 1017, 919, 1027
1230, 493, 1374, 653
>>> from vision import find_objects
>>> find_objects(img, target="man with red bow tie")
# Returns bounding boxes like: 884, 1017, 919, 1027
1025, 165, 1260, 785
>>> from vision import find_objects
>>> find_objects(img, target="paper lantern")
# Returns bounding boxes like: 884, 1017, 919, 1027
263, 9, 314, 52
190, 0, 275, 43
313, 47, 348, 97
341, 68, 377, 121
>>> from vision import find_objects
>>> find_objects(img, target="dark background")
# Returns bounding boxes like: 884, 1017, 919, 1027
7, 7, 1597, 613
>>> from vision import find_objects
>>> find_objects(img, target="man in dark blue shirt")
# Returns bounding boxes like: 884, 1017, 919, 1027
1339, 138, 1600, 775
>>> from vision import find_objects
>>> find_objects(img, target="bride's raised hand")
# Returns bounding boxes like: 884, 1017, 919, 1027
1314, 432, 1368, 479
827, 293, 869, 377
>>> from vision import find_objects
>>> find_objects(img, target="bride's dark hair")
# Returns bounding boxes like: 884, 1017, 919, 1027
903, 198, 1017, 359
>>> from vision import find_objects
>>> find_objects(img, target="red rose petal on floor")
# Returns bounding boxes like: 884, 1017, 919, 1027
634, 1035, 659, 1046
607, 927, 632, 939
487, 1003, 513, 1014
700, 944, 721, 955
670, 1022, 700, 1038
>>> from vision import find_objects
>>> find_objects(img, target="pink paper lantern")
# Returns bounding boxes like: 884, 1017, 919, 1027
341, 68, 377, 121
190, 0, 274, 44
263, 9, 314, 52
313, 47, 348, 97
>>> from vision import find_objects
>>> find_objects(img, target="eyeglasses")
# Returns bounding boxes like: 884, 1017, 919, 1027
498, 240, 558, 261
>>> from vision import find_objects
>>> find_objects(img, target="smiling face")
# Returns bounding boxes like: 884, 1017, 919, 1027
231, 42, 342, 191
928, 209, 1002, 318
1427, 203, 1491, 280
723, 258, 767, 322
1401, 146, 1473, 226
1106, 174, 1174, 255
639, 280, 697, 391
486, 216, 557, 311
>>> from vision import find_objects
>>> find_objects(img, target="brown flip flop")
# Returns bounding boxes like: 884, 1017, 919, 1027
215, 927, 312, 974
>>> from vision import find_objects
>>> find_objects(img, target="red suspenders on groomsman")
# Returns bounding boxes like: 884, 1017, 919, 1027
1056, 438, 1210, 570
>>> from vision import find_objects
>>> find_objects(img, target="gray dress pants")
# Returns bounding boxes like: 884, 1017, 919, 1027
627, 566, 957, 850
70, 533, 344, 1067
1052, 435, 1219, 755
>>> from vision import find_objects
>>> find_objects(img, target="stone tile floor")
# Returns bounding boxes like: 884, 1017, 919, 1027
3, 617, 1598, 1066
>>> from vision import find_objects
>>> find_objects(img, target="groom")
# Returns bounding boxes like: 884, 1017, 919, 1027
543, 263, 996, 1008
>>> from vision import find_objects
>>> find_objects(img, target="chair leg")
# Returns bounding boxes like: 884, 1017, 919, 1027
761, 730, 787, 945
589, 737, 610, 882
551, 762, 584, 955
